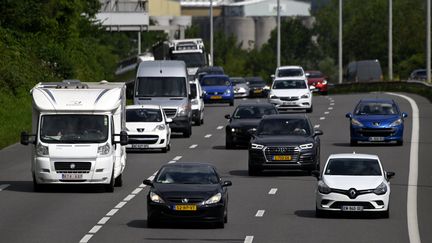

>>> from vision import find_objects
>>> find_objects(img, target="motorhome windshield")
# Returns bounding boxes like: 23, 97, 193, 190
136, 77, 187, 97
171, 52, 206, 68
40, 115, 109, 143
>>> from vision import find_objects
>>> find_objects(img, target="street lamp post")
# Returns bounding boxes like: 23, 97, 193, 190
388, 0, 393, 81
427, 0, 431, 82
277, 0, 281, 68
338, 0, 343, 84
210, 0, 214, 66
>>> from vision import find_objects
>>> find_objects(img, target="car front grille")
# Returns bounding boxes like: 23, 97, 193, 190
128, 135, 159, 144
166, 197, 205, 204
280, 96, 299, 101
54, 162, 91, 173
264, 146, 300, 162
163, 108, 177, 118
359, 128, 395, 137
330, 201, 375, 209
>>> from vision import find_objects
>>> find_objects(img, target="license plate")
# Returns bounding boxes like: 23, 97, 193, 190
210, 96, 222, 99
253, 89, 263, 93
273, 155, 292, 161
342, 205, 364, 211
132, 144, 149, 149
175, 205, 197, 211
369, 137, 384, 142
61, 174, 83, 180
283, 101, 296, 105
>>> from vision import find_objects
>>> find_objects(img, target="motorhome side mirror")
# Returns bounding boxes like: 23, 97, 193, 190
120, 131, 128, 146
222, 181, 232, 187
345, 113, 352, 118
224, 114, 231, 119
143, 179, 153, 186
20, 131, 29, 145
314, 129, 323, 137
402, 112, 408, 118
166, 118, 173, 123
311, 170, 321, 180
386, 171, 395, 180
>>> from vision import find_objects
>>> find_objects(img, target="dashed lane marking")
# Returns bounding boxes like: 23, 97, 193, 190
255, 210, 265, 217
97, 217, 110, 225
204, 134, 212, 138
89, 226, 102, 234
324, 111, 330, 114
269, 188, 278, 194
79, 234, 93, 243
330, 103, 335, 106
173, 156, 182, 161
168, 160, 176, 164
131, 188, 143, 195
244, 236, 254, 243
123, 195, 135, 202
114, 202, 127, 209
328, 107, 333, 110
320, 117, 325, 120
217, 126, 224, 130
106, 209, 118, 217
189, 144, 198, 149
314, 125, 320, 128
0, 184, 10, 191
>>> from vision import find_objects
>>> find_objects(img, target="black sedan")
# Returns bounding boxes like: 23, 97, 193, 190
225, 103, 278, 149
143, 163, 232, 228
248, 114, 323, 175
245, 76, 270, 98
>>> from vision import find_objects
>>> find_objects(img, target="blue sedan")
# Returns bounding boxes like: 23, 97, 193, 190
201, 75, 234, 106
346, 98, 407, 146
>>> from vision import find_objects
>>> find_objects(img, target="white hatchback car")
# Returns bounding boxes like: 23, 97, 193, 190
313, 153, 395, 218
126, 105, 171, 152
268, 77, 313, 113
273, 65, 306, 79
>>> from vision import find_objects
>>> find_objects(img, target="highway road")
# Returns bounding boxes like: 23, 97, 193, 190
0, 92, 431, 243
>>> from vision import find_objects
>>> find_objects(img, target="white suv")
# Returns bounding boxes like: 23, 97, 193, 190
273, 65, 306, 79
268, 77, 313, 113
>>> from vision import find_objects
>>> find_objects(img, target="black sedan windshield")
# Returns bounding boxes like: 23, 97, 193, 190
233, 106, 277, 119
325, 158, 382, 176
155, 165, 219, 184
258, 118, 310, 136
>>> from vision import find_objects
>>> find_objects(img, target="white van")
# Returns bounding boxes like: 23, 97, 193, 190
20, 80, 128, 192
189, 80, 204, 125
134, 61, 193, 137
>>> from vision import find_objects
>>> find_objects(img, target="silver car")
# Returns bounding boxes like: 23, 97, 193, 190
231, 77, 250, 98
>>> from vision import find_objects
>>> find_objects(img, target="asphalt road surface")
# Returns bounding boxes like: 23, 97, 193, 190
0, 92, 431, 243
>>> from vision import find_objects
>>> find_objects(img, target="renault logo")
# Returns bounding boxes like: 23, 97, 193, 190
348, 188, 357, 199
137, 128, 145, 132
373, 122, 380, 126
70, 163, 76, 169
181, 198, 189, 203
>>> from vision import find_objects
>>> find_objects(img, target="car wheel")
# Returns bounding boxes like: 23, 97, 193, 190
229, 100, 234, 106
315, 207, 327, 218
248, 164, 260, 176
33, 174, 44, 192
183, 125, 192, 138
161, 146, 168, 153
216, 218, 225, 228
147, 216, 158, 228
306, 106, 313, 113
380, 209, 390, 218
104, 170, 115, 192
114, 173, 123, 187
224, 207, 228, 223
193, 116, 201, 126
201, 118, 204, 125
226, 136, 234, 149
396, 140, 403, 146
350, 139, 358, 146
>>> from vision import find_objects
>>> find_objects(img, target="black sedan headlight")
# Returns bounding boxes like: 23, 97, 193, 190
202, 192, 222, 205
149, 191, 165, 203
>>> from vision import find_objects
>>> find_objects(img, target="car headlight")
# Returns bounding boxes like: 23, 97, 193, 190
373, 182, 387, 195
36, 143, 49, 156
299, 143, 313, 150
225, 89, 231, 94
251, 143, 264, 150
150, 191, 165, 203
203, 192, 222, 205
97, 143, 111, 155
318, 181, 331, 194
270, 95, 278, 99
264, 85, 270, 90
351, 118, 364, 127
178, 104, 189, 116
322, 80, 328, 84
390, 118, 402, 126
301, 93, 310, 99
231, 128, 239, 133
191, 99, 199, 105
154, 124, 166, 131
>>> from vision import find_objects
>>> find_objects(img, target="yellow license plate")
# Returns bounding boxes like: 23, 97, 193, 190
210, 96, 222, 99
254, 89, 263, 93
175, 205, 197, 211
273, 155, 292, 161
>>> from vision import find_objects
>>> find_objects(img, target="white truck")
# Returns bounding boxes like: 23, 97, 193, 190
20, 80, 128, 192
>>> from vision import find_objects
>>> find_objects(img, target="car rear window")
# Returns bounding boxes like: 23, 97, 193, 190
277, 69, 304, 77
325, 158, 382, 176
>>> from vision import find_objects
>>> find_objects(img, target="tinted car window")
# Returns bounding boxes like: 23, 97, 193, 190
233, 106, 277, 119
325, 158, 382, 176
277, 69, 304, 77
190, 83, 197, 98
258, 118, 310, 136
202, 77, 231, 86
155, 166, 219, 184
355, 102, 397, 115
126, 109, 162, 122
273, 80, 307, 89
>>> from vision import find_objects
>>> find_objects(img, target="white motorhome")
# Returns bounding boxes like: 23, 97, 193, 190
21, 80, 128, 192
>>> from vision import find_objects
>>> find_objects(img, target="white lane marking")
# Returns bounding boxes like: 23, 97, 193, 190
387, 92, 421, 243
255, 210, 265, 217
330, 103, 335, 106
314, 124, 320, 129
244, 236, 254, 243
173, 156, 182, 161
148, 176, 155, 181
79, 234, 93, 243
138, 183, 146, 188
106, 209, 118, 216
189, 144, 198, 149
320, 117, 325, 120
0, 184, 10, 191
205, 134, 212, 138
131, 188, 143, 195
123, 195, 135, 202
115, 201, 127, 209
217, 126, 224, 130
97, 217, 110, 225
242, 98, 247, 100
168, 160, 176, 164
324, 111, 330, 115
328, 107, 333, 110
268, 188, 278, 195
89, 225, 102, 234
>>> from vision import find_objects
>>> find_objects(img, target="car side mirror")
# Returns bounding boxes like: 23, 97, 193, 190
222, 181, 232, 187
402, 112, 408, 118
309, 85, 316, 91
143, 179, 153, 186
166, 118, 173, 123
386, 171, 395, 180
248, 128, 257, 136
20, 131, 35, 145
224, 114, 231, 119
345, 113, 353, 118
311, 170, 321, 180
314, 129, 323, 137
